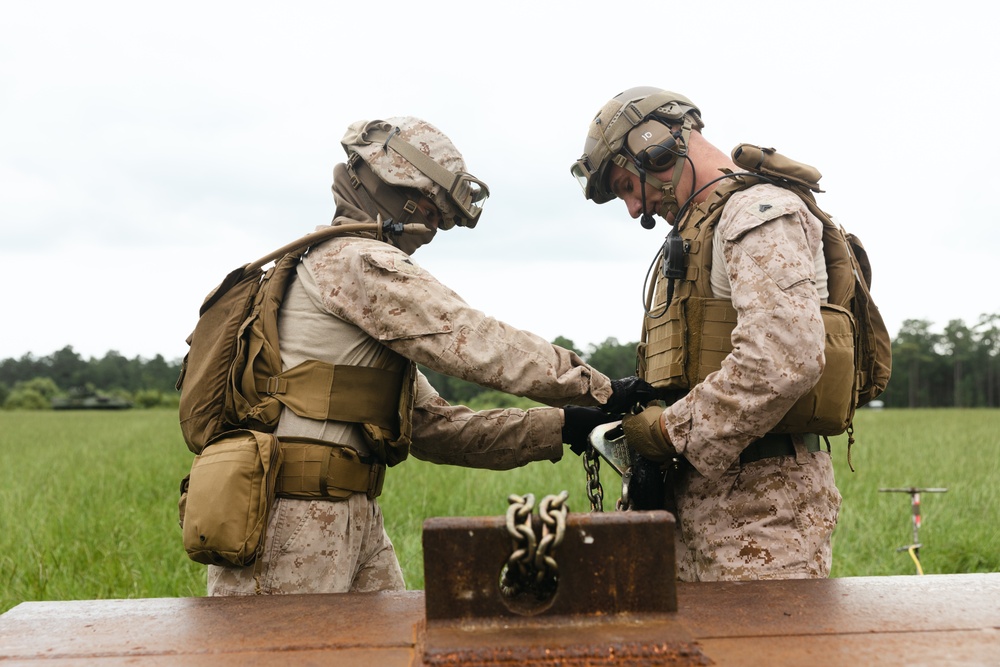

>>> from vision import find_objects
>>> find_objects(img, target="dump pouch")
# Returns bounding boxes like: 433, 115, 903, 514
769, 303, 857, 435
181, 429, 282, 567
276, 438, 385, 500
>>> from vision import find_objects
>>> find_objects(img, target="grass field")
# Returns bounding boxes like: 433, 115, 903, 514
1, 407, 998, 613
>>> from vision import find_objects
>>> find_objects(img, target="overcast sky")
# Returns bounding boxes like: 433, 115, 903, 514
2, 1, 997, 363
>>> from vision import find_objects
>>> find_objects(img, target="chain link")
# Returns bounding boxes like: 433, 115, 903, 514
616, 467, 634, 511
499, 491, 569, 600
534, 491, 569, 581
582, 446, 604, 512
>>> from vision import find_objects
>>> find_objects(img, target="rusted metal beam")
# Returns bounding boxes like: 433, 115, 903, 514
423, 509, 677, 620
2, 574, 1000, 664
421, 510, 710, 665
0, 591, 425, 665
677, 573, 1000, 637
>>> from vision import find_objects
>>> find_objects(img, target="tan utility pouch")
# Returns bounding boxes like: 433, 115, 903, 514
771, 303, 857, 435
642, 297, 857, 436
181, 429, 282, 567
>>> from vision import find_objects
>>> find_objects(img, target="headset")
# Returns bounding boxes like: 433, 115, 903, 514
622, 116, 689, 230
626, 117, 685, 172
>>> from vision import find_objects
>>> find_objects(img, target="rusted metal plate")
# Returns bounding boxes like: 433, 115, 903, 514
422, 615, 710, 666
0, 648, 416, 666
0, 591, 424, 665
423, 510, 677, 620
421, 511, 702, 665
699, 630, 1000, 667
3, 568, 999, 665
676, 573, 1000, 638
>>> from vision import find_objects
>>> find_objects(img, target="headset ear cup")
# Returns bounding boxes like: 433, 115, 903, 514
641, 142, 679, 170
628, 119, 680, 171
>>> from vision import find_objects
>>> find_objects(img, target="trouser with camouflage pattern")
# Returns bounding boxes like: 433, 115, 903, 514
673, 445, 842, 582
207, 493, 405, 595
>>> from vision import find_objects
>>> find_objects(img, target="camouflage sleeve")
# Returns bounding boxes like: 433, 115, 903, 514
662, 188, 825, 480
306, 237, 612, 407
408, 371, 565, 469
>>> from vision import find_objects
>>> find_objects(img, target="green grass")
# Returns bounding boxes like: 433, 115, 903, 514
0, 410, 204, 613
1, 408, 998, 613
826, 409, 1000, 578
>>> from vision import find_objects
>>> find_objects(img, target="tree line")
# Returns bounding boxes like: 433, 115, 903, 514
885, 316, 1000, 408
1, 314, 998, 410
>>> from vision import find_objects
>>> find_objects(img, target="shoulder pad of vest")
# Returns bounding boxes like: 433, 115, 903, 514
719, 185, 806, 241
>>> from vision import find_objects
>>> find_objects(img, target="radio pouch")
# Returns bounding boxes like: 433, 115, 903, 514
181, 429, 282, 567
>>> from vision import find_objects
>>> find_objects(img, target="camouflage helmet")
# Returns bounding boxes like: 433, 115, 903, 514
570, 87, 703, 205
341, 117, 489, 229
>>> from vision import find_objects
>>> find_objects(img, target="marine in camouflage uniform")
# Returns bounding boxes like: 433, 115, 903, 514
209, 117, 649, 595
571, 88, 842, 581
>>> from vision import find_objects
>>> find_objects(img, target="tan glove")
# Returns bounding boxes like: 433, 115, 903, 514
621, 405, 677, 462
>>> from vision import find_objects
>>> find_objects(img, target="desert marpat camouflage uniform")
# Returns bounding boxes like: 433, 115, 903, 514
662, 184, 842, 581
208, 233, 611, 596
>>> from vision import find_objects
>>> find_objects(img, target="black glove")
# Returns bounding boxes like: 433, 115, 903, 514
603, 376, 657, 415
562, 405, 619, 456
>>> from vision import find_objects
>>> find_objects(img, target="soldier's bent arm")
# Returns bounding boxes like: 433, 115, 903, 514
308, 237, 612, 408
661, 188, 825, 480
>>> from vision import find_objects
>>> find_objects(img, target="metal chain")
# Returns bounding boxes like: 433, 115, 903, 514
534, 491, 569, 582
500, 493, 536, 598
499, 491, 569, 599
616, 467, 634, 511
582, 446, 604, 512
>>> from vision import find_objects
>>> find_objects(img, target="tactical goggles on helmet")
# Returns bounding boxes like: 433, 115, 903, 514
570, 154, 603, 201
370, 127, 490, 228
447, 172, 490, 223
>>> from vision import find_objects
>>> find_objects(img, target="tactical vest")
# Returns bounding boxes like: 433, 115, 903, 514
178, 224, 415, 466
235, 249, 415, 466
639, 146, 890, 437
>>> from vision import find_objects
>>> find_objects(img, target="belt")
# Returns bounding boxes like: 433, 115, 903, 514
740, 433, 821, 465
276, 438, 385, 500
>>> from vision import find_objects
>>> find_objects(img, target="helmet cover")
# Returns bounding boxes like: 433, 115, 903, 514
341, 117, 486, 229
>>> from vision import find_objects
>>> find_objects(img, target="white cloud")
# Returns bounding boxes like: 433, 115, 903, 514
2, 0, 998, 362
